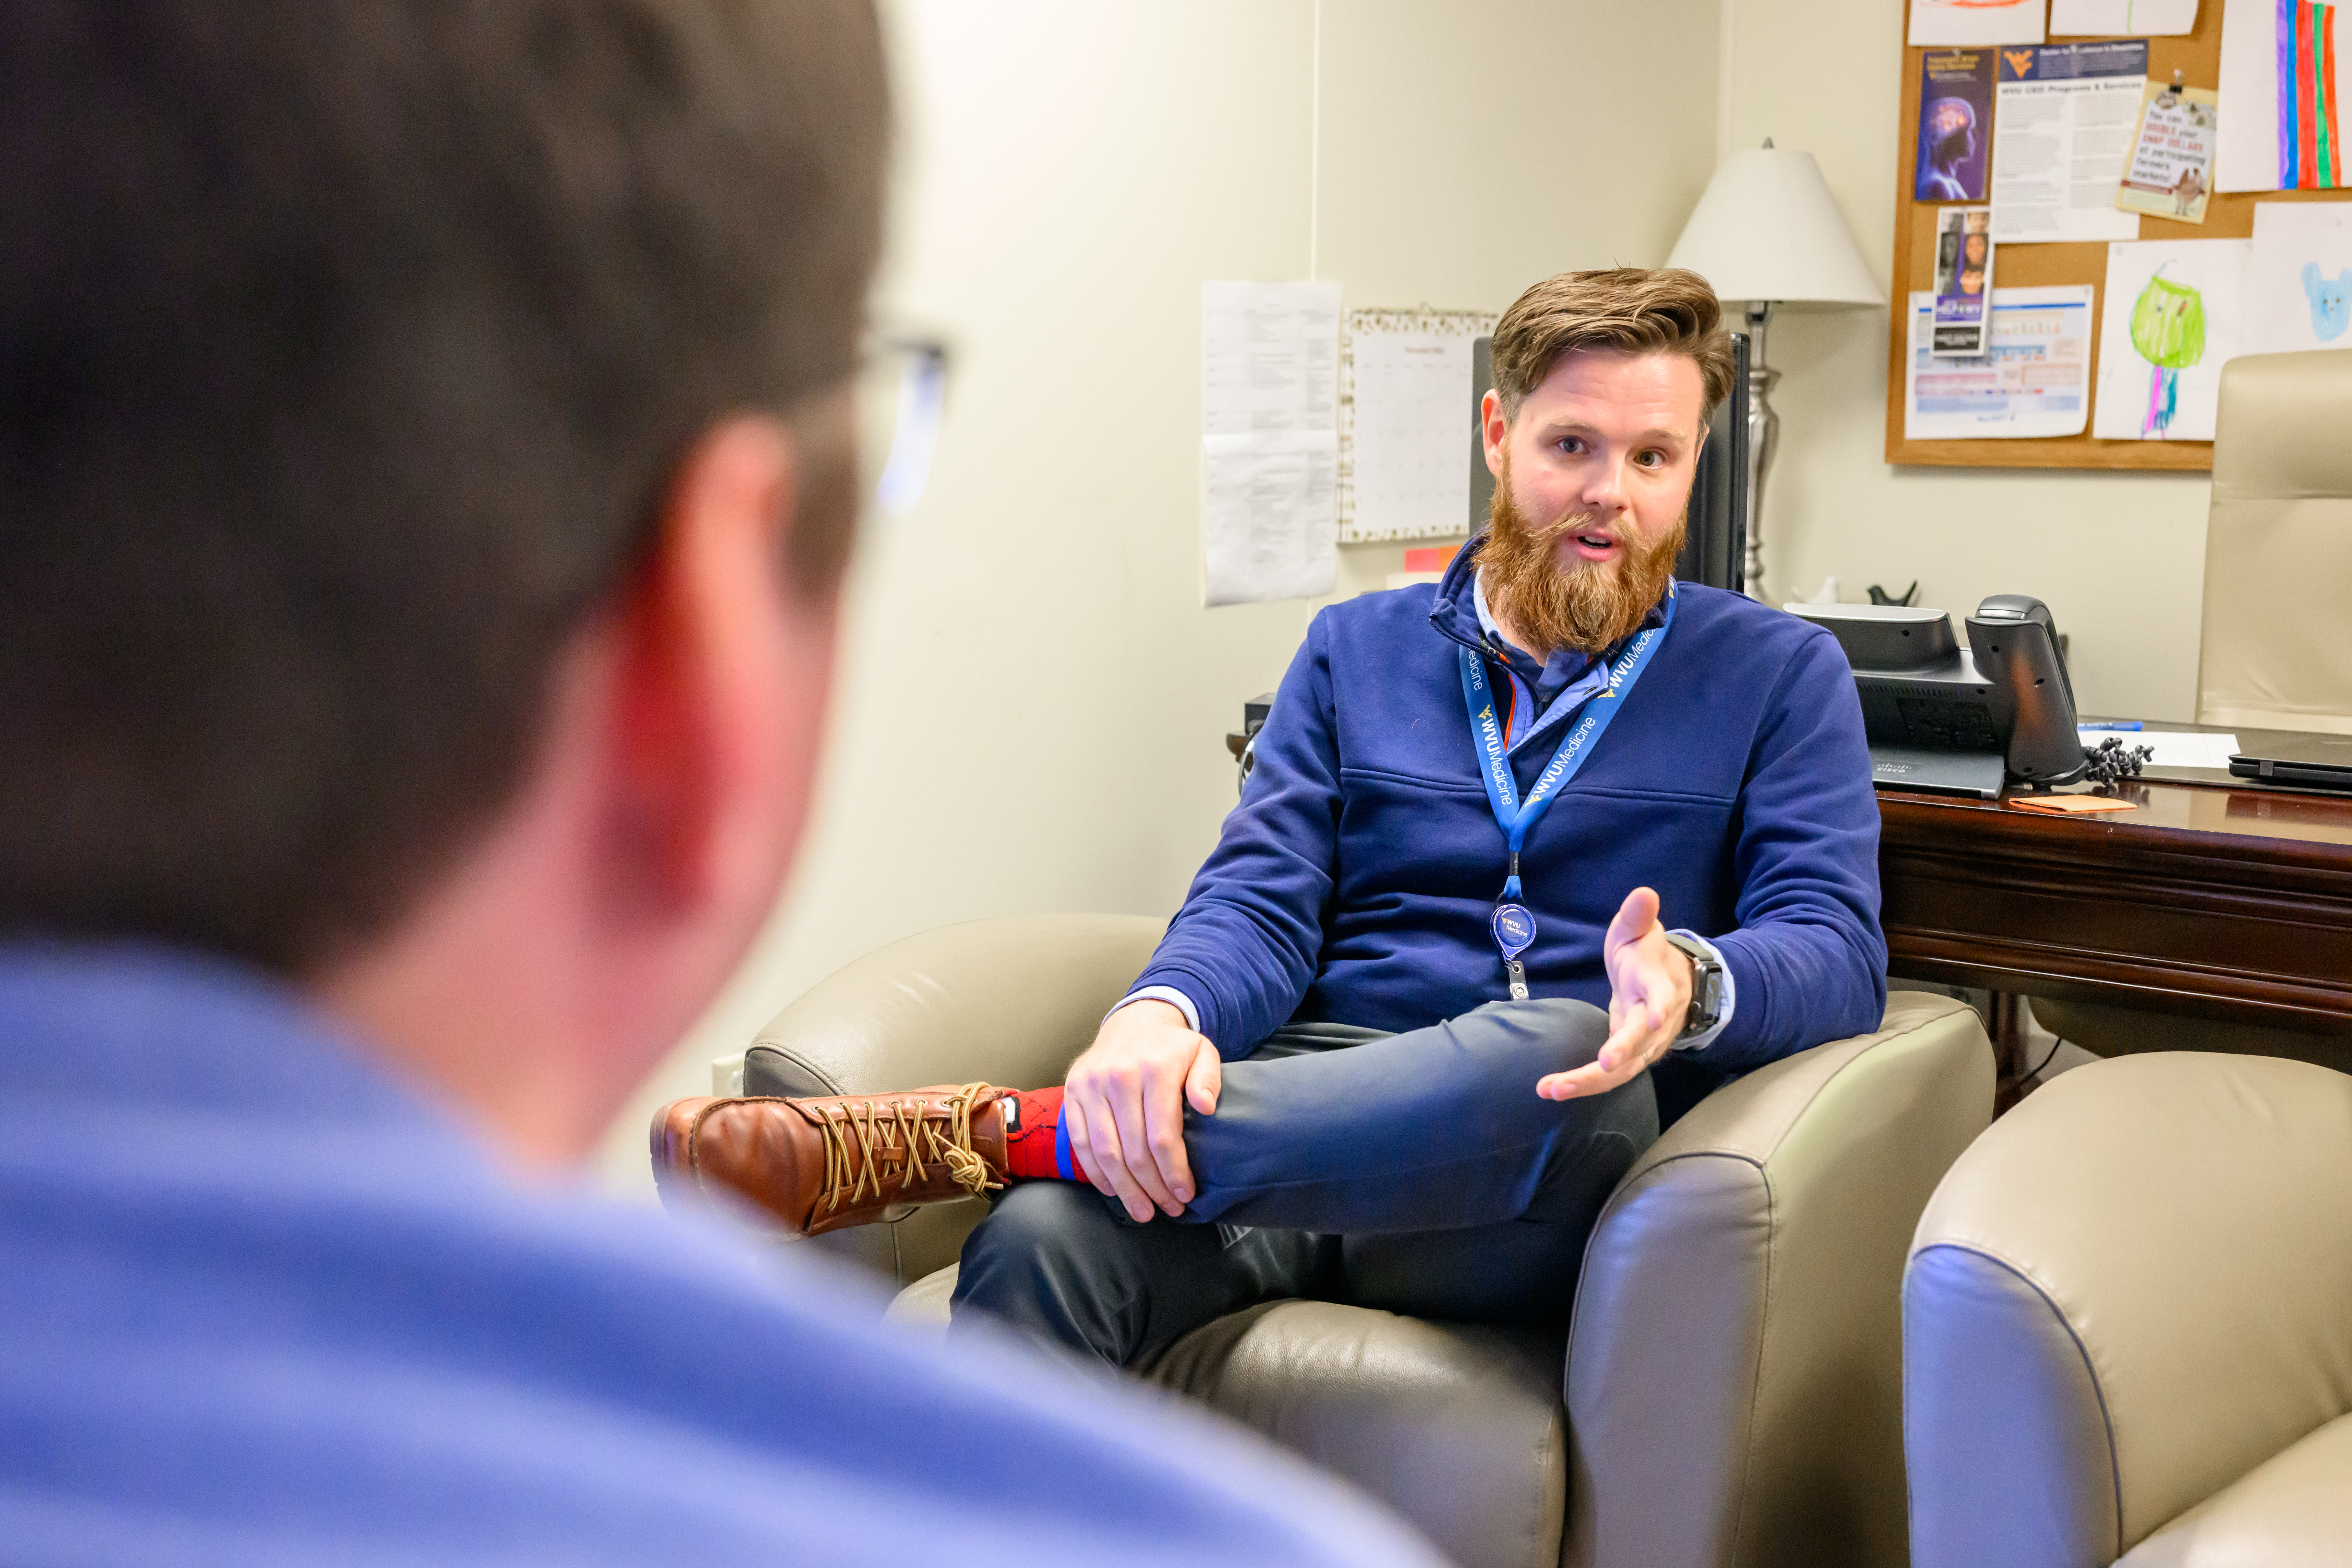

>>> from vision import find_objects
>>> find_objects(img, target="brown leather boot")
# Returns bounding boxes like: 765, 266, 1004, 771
651, 1083, 1009, 1236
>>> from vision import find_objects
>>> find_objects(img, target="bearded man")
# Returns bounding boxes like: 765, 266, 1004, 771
658, 267, 1886, 1367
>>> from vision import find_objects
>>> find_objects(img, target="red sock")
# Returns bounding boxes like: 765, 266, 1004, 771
1001, 1086, 1067, 1180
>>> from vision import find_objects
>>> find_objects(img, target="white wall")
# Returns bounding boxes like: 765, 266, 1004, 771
1718, 0, 2212, 721
596, 0, 1720, 1191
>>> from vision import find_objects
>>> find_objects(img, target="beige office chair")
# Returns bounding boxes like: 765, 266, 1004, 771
2033, 349, 2352, 1066
2195, 347, 2352, 736
714, 914, 1994, 1568
1905, 1051, 2352, 1566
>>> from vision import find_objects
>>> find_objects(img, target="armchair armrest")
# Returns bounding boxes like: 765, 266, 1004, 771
1563, 993, 1994, 1568
743, 913, 1165, 1283
1906, 1052, 2352, 1568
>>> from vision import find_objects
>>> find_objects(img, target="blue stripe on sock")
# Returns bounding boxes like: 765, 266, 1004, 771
1053, 1114, 1075, 1181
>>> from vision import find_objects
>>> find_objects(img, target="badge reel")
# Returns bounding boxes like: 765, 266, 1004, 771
1491, 897, 1537, 1002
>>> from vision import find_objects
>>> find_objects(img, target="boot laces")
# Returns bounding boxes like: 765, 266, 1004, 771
813, 1082, 1003, 1216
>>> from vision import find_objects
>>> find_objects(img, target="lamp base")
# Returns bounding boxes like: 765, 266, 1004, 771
1743, 301, 1781, 604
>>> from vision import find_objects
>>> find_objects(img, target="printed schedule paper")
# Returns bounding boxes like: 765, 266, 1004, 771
1202, 431, 1338, 608
1200, 282, 1341, 605
1201, 282, 1340, 437
1991, 41, 2147, 245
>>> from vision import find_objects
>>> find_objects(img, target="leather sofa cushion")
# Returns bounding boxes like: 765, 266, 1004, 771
2117, 1412, 2352, 1567
891, 1266, 1568, 1568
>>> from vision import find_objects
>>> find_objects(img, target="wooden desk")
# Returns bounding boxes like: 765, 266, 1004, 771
1878, 780, 2352, 1088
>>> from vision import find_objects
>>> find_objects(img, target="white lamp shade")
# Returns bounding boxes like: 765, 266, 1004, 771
1666, 147, 1885, 308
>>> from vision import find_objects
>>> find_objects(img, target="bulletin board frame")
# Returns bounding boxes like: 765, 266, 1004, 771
1886, 1, 2349, 471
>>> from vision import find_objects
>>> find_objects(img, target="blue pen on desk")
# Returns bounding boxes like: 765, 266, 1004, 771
2079, 721, 2143, 731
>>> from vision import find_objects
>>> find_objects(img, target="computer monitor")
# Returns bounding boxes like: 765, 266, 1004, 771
1677, 331, 1751, 595
1466, 332, 1750, 594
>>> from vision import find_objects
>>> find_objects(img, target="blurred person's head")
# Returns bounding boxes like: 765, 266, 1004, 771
0, 2, 889, 1161
1476, 268, 1730, 656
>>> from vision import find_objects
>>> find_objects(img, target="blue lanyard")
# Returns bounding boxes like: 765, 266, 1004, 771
1459, 581, 1677, 995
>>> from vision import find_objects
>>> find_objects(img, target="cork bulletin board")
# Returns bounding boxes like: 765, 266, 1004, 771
1887, 1, 2350, 471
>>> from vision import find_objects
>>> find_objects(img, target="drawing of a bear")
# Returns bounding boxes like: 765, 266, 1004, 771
2305, 263, 2351, 342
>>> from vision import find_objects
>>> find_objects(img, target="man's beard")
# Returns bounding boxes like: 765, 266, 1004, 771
1481, 450, 1684, 657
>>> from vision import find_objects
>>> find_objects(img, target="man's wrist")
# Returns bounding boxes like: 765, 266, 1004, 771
1107, 985, 1201, 1034
1661, 931, 1729, 1046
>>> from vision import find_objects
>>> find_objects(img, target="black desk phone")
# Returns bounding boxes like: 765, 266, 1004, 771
1790, 596, 2086, 798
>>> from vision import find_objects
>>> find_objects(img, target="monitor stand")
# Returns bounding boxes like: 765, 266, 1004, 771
1870, 745, 2004, 799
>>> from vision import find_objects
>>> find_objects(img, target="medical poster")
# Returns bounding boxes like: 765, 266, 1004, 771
1904, 286, 2095, 440
2244, 202, 2352, 355
1933, 208, 1999, 352
2216, 0, 2352, 192
1991, 41, 2148, 244
2049, 0, 2197, 34
1911, 0, 2046, 47
2117, 79, 2218, 222
1919, 50, 1998, 201
2092, 239, 2251, 441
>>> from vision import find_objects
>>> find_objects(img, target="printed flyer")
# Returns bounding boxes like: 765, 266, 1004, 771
1991, 39, 2148, 245
1932, 208, 1998, 353
1917, 48, 1997, 201
1904, 286, 2095, 440
2117, 79, 2218, 223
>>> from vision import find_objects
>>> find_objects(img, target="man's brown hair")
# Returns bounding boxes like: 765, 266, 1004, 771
0, 1, 888, 972
1490, 268, 1736, 422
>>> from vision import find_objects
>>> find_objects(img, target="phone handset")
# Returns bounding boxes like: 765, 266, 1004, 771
1967, 596, 2084, 784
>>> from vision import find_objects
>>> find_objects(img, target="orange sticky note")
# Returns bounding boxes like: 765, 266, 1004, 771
2006, 794, 2138, 816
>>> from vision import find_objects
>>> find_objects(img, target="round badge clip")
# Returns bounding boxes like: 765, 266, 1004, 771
1491, 902, 1537, 960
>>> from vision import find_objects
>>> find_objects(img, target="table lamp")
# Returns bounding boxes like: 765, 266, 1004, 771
1666, 141, 1883, 602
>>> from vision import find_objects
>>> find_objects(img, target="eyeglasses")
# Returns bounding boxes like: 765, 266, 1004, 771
854, 332, 950, 518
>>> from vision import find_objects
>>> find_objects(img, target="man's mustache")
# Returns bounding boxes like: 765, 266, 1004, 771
1529, 509, 1609, 547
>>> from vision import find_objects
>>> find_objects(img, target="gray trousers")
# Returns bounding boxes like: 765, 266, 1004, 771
950, 997, 1657, 1368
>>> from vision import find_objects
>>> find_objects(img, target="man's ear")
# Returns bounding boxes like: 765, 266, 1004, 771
604, 414, 814, 923
1480, 388, 1508, 479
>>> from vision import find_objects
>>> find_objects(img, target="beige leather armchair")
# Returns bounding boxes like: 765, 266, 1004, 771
734, 914, 1994, 1568
1904, 1052, 2352, 1567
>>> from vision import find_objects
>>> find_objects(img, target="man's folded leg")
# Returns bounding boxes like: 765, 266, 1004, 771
653, 997, 1652, 1238
1180, 997, 1657, 1237
652, 997, 1656, 1359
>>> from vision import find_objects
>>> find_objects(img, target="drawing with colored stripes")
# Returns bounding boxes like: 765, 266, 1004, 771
2220, 0, 2352, 190
2279, 0, 2342, 188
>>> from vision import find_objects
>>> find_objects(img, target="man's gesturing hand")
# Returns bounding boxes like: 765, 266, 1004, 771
1535, 886, 1692, 1101
1061, 999, 1222, 1222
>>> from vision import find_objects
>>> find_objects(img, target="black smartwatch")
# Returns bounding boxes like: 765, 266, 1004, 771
1661, 932, 1726, 1044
